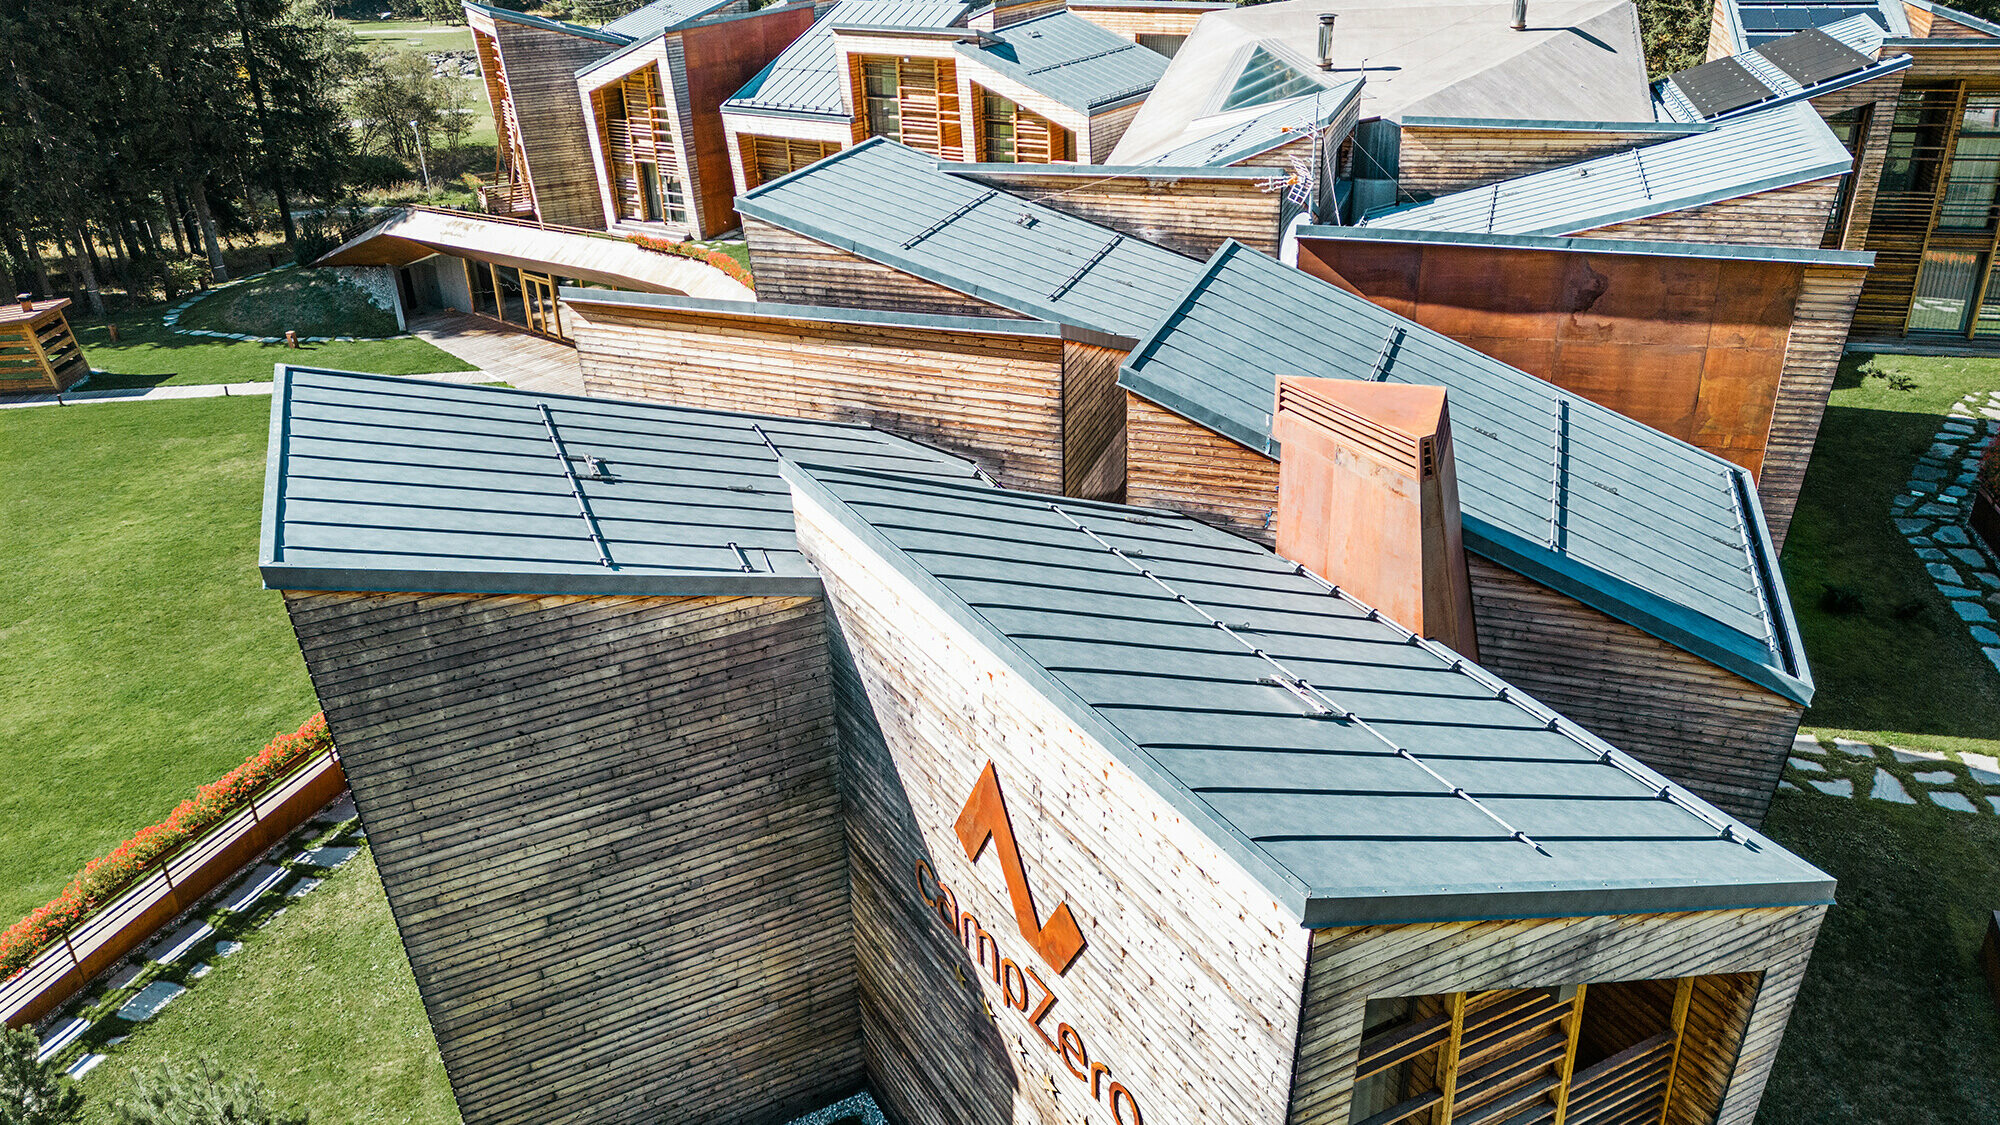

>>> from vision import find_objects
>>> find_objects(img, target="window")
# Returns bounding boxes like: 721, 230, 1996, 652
597, 66, 688, 228
1910, 248, 1984, 333
1880, 87, 1956, 199
751, 138, 838, 187
1940, 94, 2000, 231
1221, 47, 1322, 112
1821, 105, 1870, 248
1137, 32, 1185, 58
865, 59, 902, 141
983, 92, 1017, 162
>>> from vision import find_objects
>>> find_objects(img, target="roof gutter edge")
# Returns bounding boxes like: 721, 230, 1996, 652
1298, 878, 1837, 929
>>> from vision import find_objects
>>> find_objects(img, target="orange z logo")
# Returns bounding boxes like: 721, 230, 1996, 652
955, 761, 1086, 975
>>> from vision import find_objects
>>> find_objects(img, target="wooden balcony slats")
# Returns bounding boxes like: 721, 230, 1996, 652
1356, 1012, 1454, 1079
1563, 1033, 1674, 1125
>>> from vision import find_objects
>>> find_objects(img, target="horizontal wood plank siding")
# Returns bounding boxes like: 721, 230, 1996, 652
1465, 556, 1802, 825
1124, 392, 1281, 543
1814, 75, 1903, 252
1286, 905, 1825, 1125
1063, 341, 1128, 500
744, 217, 1033, 319
1087, 99, 1145, 163
283, 590, 859, 1125
1761, 264, 1868, 548
1399, 126, 1688, 198
1067, 4, 1212, 40
954, 169, 1282, 256
569, 300, 1067, 493
1579, 178, 1843, 248
796, 493, 1313, 1125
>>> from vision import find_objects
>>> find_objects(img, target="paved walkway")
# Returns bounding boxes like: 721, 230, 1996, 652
0, 368, 495, 411
1891, 391, 2000, 674
407, 312, 584, 397
1786, 733, 2000, 814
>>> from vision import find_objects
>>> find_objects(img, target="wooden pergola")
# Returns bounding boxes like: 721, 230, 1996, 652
0, 298, 88, 395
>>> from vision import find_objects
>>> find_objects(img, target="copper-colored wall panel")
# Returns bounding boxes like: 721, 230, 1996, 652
1299, 238, 1808, 482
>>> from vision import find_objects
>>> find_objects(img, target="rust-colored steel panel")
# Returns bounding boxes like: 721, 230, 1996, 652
681, 4, 818, 237
1299, 238, 1810, 482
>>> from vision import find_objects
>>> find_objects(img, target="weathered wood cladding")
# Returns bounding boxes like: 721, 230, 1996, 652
1294, 237, 1866, 530
1813, 74, 1903, 253
1124, 392, 1281, 544
282, 590, 860, 1125
1579, 177, 1843, 248
1123, 402, 1799, 823
569, 300, 1068, 493
951, 168, 1283, 256
1398, 125, 1691, 198
1465, 556, 1802, 825
744, 218, 1032, 319
1286, 905, 1824, 1125
1087, 99, 1145, 163
487, 17, 616, 228
1063, 341, 1127, 500
1067, 2, 1216, 41
795, 490, 1314, 1125
1762, 265, 1868, 548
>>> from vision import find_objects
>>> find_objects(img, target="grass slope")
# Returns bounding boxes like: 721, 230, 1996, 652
0, 397, 319, 922
1759, 789, 2000, 1124
69, 298, 469, 391
78, 849, 462, 1125
1781, 352, 2000, 758
175, 270, 401, 340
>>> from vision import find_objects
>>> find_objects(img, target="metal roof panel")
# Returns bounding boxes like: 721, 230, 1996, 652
955, 12, 1168, 112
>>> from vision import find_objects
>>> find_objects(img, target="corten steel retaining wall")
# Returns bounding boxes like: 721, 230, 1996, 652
0, 750, 348, 1029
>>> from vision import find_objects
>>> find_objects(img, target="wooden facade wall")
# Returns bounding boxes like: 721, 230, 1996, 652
490, 19, 616, 229
1067, 2, 1216, 41
796, 491, 1315, 1125
1398, 126, 1691, 198
0, 303, 87, 394
1286, 905, 1825, 1125
1813, 75, 1904, 253
743, 218, 1033, 319
283, 590, 859, 1125
1465, 556, 1802, 825
1062, 341, 1127, 499
568, 300, 1069, 493
1123, 392, 1281, 544
1579, 178, 1844, 248
952, 169, 1283, 256
1087, 99, 1146, 163
1762, 264, 1869, 547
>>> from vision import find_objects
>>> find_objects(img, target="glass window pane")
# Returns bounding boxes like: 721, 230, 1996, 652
1940, 135, 2000, 229
1910, 249, 1982, 333
1221, 47, 1321, 111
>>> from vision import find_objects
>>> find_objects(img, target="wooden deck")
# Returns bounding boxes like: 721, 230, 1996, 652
408, 312, 584, 396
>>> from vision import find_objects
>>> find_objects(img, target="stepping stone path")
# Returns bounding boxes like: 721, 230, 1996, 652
1893, 395, 2000, 676
116, 981, 185, 1022
1786, 733, 2000, 815
65, 1054, 105, 1079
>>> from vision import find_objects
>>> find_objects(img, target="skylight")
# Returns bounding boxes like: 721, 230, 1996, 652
1221, 46, 1323, 111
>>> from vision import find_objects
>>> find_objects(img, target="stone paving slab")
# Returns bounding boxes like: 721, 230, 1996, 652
220, 864, 289, 913
1870, 772, 1915, 803
1933, 790, 1977, 813
116, 981, 185, 1022
148, 920, 213, 965
1890, 408, 2000, 676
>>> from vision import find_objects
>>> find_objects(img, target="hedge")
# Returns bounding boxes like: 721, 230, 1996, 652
625, 234, 756, 290
0, 714, 333, 979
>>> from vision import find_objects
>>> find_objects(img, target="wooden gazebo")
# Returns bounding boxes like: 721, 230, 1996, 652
0, 298, 88, 395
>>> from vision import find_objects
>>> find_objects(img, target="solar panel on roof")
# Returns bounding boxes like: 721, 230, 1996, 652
1672, 55, 1776, 118
1757, 27, 1874, 86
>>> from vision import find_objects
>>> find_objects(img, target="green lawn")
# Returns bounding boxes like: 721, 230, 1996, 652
76, 847, 462, 1125
70, 287, 470, 391
1758, 787, 2000, 1124
1780, 351, 2000, 759
0, 397, 319, 922
175, 269, 402, 340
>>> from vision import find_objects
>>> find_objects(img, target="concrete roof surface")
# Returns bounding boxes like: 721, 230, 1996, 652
1117, 241, 1811, 704
954, 12, 1169, 113
726, 0, 974, 118
258, 368, 980, 597
736, 138, 1206, 339
1108, 0, 1655, 165
1361, 100, 1853, 236
787, 460, 1835, 926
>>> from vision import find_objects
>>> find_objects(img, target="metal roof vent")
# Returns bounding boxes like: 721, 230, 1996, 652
1512, 0, 1527, 30
1317, 13, 1336, 69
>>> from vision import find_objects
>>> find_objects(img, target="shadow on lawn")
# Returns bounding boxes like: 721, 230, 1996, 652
1781, 354, 2000, 748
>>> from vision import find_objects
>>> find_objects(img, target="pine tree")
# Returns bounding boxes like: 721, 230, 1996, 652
0, 1026, 86, 1125
111, 1058, 307, 1125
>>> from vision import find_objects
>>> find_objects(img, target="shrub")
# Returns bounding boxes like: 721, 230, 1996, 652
112, 1059, 306, 1125
0, 715, 332, 980
0, 1026, 85, 1125
625, 234, 755, 290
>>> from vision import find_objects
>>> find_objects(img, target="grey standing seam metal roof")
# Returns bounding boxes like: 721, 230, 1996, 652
1117, 241, 1812, 705
1361, 101, 1854, 236
952, 12, 1169, 113
734, 138, 1206, 340
1134, 83, 1363, 168
1297, 224, 1875, 268
601, 0, 736, 39
559, 287, 1137, 349
725, 0, 974, 118
1654, 16, 1903, 123
258, 367, 980, 598
1721, 0, 1908, 50
785, 461, 1835, 926
464, 0, 632, 43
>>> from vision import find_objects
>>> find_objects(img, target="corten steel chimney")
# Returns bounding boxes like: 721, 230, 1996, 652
1318, 13, 1337, 69
1273, 376, 1479, 659
1512, 0, 1528, 30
